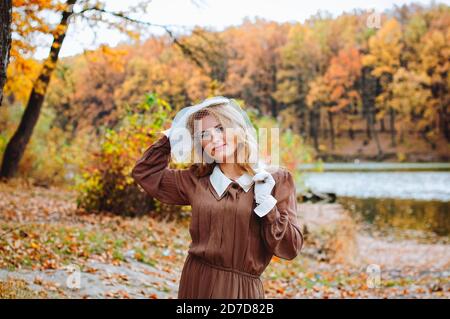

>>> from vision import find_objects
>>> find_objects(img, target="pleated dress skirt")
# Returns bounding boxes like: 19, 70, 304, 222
178, 253, 265, 299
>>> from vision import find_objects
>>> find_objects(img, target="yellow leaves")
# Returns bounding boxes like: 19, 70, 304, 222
134, 251, 144, 262
84, 45, 127, 73
104, 290, 131, 299
42, 57, 56, 71
125, 30, 141, 42
306, 76, 328, 108
12, 0, 57, 55
50, 41, 61, 50
371, 65, 393, 78
418, 29, 450, 114
13, 0, 53, 9
11, 0, 146, 82
363, 18, 403, 77
361, 54, 376, 67
276, 287, 285, 294
271, 256, 280, 263
4, 56, 41, 104
359, 17, 445, 140
330, 87, 344, 101
397, 152, 407, 162
34, 78, 48, 96
52, 23, 69, 37
33, 276, 43, 285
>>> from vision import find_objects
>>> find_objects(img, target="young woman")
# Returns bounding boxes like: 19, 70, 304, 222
131, 96, 303, 299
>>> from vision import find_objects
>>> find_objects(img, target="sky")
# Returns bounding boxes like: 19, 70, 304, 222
34, 0, 449, 59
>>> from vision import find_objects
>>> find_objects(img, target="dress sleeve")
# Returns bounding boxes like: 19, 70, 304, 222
259, 169, 304, 260
131, 133, 195, 205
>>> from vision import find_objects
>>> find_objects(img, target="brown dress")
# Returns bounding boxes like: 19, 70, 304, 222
131, 134, 303, 298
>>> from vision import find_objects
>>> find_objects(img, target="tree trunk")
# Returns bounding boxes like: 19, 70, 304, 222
270, 96, 277, 118
361, 67, 373, 140
270, 64, 278, 118
327, 110, 335, 150
348, 121, 355, 140
309, 107, 319, 151
315, 106, 321, 150
300, 104, 307, 138
370, 107, 383, 160
380, 118, 385, 132
389, 107, 396, 147
361, 67, 383, 159
421, 125, 437, 150
0, 0, 12, 107
439, 101, 449, 142
348, 127, 354, 139
0, 0, 76, 178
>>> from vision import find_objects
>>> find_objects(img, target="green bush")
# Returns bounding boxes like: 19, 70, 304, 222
0, 103, 93, 186
76, 93, 189, 218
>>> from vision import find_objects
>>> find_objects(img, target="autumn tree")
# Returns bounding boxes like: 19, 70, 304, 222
306, 75, 328, 151
223, 18, 290, 117
0, 0, 12, 107
388, 68, 431, 144
0, 0, 193, 178
418, 28, 450, 145
363, 18, 403, 147
274, 21, 327, 138
307, 47, 362, 150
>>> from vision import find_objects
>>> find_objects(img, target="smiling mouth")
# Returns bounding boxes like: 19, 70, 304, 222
213, 144, 226, 152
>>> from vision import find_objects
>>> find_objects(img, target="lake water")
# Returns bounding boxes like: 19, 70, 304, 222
298, 163, 450, 238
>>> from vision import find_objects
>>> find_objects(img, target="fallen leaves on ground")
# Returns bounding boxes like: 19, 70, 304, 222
0, 182, 449, 298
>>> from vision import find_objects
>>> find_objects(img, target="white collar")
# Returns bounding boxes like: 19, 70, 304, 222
209, 164, 254, 198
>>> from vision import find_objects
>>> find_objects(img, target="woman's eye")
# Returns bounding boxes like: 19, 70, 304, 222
213, 126, 224, 135
199, 126, 223, 140
201, 131, 211, 139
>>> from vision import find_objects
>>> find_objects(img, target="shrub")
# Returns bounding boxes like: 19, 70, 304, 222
76, 93, 189, 218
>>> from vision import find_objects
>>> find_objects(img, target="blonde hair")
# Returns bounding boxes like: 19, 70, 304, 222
186, 103, 257, 178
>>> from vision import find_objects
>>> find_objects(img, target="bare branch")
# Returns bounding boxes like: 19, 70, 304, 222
73, 6, 206, 71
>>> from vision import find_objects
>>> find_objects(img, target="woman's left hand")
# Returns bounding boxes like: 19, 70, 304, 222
252, 170, 276, 204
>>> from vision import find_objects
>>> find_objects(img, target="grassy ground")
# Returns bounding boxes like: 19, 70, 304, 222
0, 180, 449, 298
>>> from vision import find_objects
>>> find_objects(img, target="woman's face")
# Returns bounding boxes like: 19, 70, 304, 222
196, 114, 237, 163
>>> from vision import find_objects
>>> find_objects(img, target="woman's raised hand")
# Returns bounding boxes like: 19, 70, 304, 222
252, 170, 276, 204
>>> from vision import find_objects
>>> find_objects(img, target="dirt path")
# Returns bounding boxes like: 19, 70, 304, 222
0, 258, 179, 298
